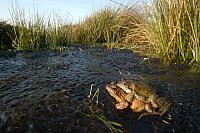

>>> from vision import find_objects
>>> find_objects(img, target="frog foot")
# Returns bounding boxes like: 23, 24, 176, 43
138, 98, 171, 120
115, 100, 129, 110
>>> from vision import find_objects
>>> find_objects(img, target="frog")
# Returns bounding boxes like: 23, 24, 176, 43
117, 79, 171, 118
117, 80, 158, 108
106, 79, 171, 119
106, 81, 129, 110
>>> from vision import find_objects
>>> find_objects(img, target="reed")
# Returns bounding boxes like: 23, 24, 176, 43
4, 1, 200, 71
8, 3, 148, 51
146, 0, 200, 71
46, 17, 69, 50
73, 7, 121, 44
88, 87, 123, 133
10, 2, 70, 51
75, 6, 154, 56
10, 3, 45, 51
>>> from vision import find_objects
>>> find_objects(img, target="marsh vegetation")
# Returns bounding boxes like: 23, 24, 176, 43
0, 0, 199, 72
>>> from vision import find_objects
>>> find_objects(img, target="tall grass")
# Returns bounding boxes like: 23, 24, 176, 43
45, 14, 71, 50
70, 6, 148, 46
10, 2, 70, 51
8, 3, 149, 51
72, 7, 123, 44
3, 1, 199, 71
10, 3, 45, 51
146, 0, 200, 71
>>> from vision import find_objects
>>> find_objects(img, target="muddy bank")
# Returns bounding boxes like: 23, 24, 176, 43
0, 45, 200, 133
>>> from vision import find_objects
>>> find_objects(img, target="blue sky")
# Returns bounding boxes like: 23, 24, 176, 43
0, 0, 130, 23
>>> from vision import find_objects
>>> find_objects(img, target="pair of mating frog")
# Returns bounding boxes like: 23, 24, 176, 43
106, 79, 171, 119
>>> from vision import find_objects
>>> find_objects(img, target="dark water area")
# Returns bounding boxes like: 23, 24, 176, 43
0, 45, 200, 133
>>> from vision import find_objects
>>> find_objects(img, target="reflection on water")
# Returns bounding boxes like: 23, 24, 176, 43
0, 45, 200, 132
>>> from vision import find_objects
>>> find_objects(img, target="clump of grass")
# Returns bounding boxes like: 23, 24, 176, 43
10, 2, 70, 51
95, 114, 123, 133
71, 6, 147, 47
87, 86, 123, 133
10, 3, 46, 51
8, 2, 151, 54
46, 17, 69, 50
73, 7, 122, 44
4, 0, 199, 72
146, 0, 200, 71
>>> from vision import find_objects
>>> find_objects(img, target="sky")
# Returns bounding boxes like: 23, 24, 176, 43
0, 0, 132, 23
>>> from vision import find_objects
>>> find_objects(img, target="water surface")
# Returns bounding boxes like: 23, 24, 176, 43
0, 45, 200, 132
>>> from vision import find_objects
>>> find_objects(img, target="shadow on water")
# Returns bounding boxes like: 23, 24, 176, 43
0, 45, 200, 133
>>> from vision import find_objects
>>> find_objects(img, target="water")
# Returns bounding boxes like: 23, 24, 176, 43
0, 45, 200, 132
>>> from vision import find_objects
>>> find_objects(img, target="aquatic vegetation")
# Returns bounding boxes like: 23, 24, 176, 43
73, 6, 148, 45
1, 0, 199, 72
146, 0, 200, 72
95, 114, 123, 133
10, 3, 45, 51
88, 86, 123, 133
70, 7, 125, 44
46, 23, 66, 50
12, 20, 47, 51
10, 2, 70, 51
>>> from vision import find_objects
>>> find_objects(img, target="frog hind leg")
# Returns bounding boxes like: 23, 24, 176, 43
115, 101, 129, 110
138, 112, 153, 120
158, 102, 171, 116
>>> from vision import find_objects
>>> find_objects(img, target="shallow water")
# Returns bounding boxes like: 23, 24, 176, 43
0, 45, 200, 133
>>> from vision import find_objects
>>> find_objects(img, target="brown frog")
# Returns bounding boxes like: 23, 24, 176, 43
106, 80, 146, 111
106, 80, 152, 114
106, 81, 129, 110
106, 79, 171, 119
117, 79, 171, 119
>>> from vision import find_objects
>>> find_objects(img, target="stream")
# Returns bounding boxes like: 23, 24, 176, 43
0, 45, 200, 133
